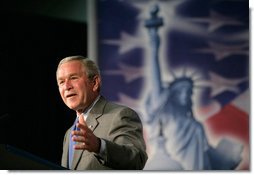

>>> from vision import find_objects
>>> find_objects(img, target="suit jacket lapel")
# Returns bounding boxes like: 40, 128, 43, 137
86, 96, 106, 131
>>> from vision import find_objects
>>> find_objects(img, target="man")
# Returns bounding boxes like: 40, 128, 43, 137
56, 55, 147, 170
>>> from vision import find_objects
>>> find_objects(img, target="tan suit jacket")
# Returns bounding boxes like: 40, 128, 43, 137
61, 96, 147, 170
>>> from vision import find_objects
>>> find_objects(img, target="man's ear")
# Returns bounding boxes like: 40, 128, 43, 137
92, 75, 100, 92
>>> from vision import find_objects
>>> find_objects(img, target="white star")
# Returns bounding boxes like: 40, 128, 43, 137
102, 62, 144, 83
193, 41, 248, 61
186, 10, 244, 32
207, 72, 248, 97
101, 32, 145, 55
231, 89, 249, 114
222, 30, 249, 42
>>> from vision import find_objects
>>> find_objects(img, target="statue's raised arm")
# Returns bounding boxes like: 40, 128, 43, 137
145, 4, 163, 98
144, 4, 164, 121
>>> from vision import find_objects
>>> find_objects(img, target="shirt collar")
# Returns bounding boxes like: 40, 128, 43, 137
77, 95, 101, 119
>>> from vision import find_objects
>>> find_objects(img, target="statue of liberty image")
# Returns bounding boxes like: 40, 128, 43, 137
143, 4, 243, 170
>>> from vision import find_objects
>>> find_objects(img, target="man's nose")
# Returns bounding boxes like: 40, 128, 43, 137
64, 80, 73, 90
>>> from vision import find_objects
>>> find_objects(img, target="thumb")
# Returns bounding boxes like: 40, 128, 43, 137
78, 113, 87, 126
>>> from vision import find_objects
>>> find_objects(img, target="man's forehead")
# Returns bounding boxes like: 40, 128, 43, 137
59, 60, 84, 70
57, 62, 84, 78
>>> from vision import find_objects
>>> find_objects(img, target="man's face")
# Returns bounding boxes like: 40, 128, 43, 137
56, 60, 98, 112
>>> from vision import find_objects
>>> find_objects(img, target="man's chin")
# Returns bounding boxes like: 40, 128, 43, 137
66, 104, 79, 111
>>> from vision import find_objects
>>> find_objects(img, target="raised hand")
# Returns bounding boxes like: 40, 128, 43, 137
71, 114, 101, 153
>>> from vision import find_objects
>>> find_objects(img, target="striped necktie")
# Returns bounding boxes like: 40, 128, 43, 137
68, 117, 79, 169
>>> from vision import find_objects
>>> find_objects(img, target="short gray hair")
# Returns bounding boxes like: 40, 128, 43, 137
56, 55, 101, 81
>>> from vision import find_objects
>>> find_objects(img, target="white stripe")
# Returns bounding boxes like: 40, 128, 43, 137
231, 89, 250, 114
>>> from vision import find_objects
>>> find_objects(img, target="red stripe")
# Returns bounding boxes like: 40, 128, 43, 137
205, 104, 249, 144
204, 104, 249, 170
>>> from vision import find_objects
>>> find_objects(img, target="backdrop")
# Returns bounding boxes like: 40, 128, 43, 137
96, 0, 249, 170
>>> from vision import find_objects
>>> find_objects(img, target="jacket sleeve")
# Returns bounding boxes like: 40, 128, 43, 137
98, 107, 148, 169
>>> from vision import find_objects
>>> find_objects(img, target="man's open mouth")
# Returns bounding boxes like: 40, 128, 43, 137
66, 94, 77, 98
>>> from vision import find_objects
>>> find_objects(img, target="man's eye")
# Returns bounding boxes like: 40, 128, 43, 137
71, 76, 78, 80
58, 81, 64, 86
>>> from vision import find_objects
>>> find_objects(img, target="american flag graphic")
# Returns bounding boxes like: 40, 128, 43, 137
96, 0, 249, 170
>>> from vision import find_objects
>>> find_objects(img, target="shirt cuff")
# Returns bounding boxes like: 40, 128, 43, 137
99, 138, 106, 155
94, 138, 106, 164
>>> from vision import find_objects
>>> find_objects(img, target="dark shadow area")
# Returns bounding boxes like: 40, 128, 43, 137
0, 8, 87, 167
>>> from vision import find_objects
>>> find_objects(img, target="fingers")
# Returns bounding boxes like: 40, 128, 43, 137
74, 143, 88, 150
72, 135, 89, 145
73, 135, 100, 153
76, 122, 89, 131
72, 114, 100, 153
71, 129, 100, 153
72, 129, 91, 138
71, 124, 92, 149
